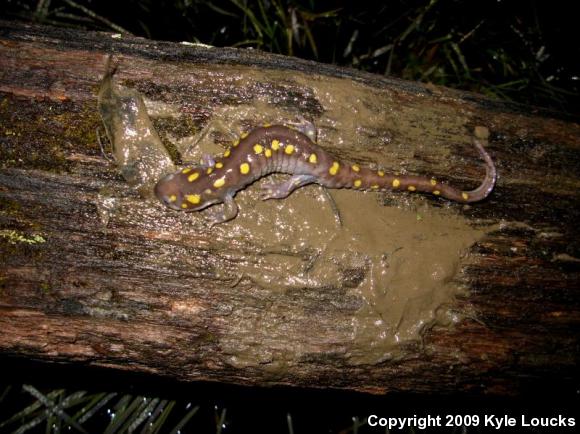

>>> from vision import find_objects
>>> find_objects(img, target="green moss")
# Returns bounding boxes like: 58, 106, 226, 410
153, 116, 200, 164
0, 95, 101, 172
39, 282, 52, 294
201, 332, 218, 343
0, 230, 46, 245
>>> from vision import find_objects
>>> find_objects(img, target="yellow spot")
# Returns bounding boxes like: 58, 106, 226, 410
253, 144, 264, 154
181, 203, 188, 209
271, 139, 280, 150
182, 168, 191, 174
378, 170, 385, 177
265, 148, 272, 158
371, 184, 379, 189
188, 172, 200, 182
223, 149, 231, 158
215, 162, 224, 168
352, 164, 360, 172
206, 167, 213, 174
168, 195, 177, 202
329, 161, 340, 175
240, 163, 250, 174
309, 153, 317, 164
408, 185, 416, 191
433, 190, 441, 195
462, 192, 469, 200
392, 179, 400, 188
240, 132, 249, 139
204, 189, 212, 194
354, 179, 362, 188
213, 177, 226, 188
285, 144, 295, 155
185, 194, 201, 204
263, 123, 271, 127
233, 139, 240, 147
430, 178, 437, 186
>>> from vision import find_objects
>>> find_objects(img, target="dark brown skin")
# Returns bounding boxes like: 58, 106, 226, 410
154, 125, 496, 225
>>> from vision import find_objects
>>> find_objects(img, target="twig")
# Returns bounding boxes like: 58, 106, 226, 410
62, 0, 133, 35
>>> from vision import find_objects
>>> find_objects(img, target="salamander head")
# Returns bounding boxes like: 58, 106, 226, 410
154, 170, 223, 212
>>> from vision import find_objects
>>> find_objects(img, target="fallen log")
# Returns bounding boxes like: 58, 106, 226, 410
0, 19, 579, 395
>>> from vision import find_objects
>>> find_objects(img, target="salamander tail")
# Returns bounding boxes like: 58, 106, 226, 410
462, 126, 496, 202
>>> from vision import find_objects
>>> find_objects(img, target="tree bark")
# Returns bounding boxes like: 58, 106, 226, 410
1, 19, 579, 395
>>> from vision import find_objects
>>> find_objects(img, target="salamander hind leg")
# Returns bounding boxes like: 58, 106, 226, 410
260, 175, 317, 200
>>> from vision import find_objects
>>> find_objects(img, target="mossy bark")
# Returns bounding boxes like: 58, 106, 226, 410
1, 20, 579, 395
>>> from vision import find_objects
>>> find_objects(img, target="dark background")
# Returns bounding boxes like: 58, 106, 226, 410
1, 1, 579, 432
2, 357, 578, 433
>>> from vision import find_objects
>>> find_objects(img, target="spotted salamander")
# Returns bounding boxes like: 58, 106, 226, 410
154, 125, 496, 225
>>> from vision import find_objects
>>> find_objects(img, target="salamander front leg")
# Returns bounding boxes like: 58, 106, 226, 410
206, 194, 239, 226
260, 175, 316, 200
